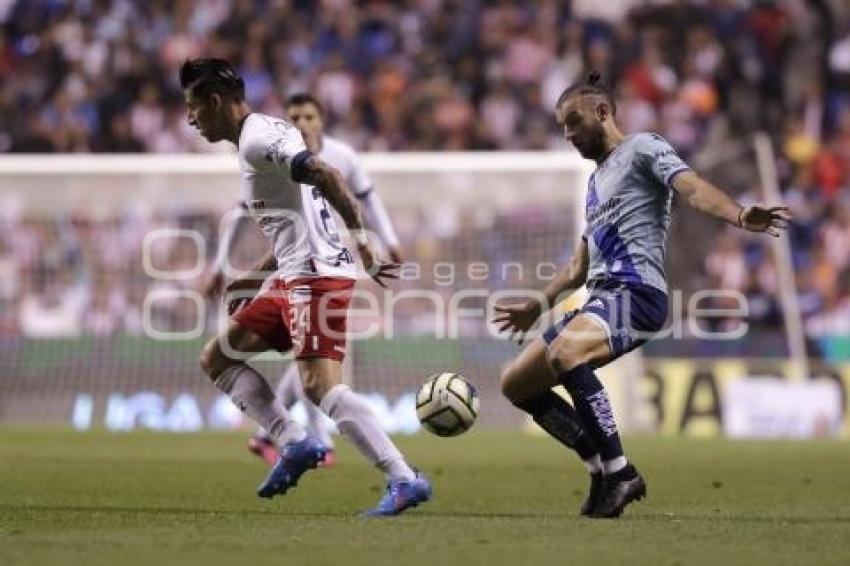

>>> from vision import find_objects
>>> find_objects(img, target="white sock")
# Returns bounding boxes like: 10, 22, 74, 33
319, 384, 415, 481
214, 365, 306, 447
584, 454, 603, 474
275, 365, 300, 408
602, 455, 627, 475
275, 365, 334, 448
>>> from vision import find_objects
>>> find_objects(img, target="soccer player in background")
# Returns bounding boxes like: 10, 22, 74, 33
493, 72, 790, 518
182, 58, 431, 516
203, 93, 404, 466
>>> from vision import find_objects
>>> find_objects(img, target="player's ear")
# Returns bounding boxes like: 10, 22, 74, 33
595, 101, 610, 122
210, 92, 223, 110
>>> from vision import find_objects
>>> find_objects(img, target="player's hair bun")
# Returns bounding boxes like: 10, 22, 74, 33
587, 70, 602, 85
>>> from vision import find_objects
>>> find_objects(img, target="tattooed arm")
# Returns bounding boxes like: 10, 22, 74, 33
295, 155, 366, 234
292, 154, 399, 287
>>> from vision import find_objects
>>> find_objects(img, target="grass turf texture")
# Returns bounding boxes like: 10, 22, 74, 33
1, 429, 848, 566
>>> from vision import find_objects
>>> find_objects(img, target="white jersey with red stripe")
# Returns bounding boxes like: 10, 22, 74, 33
237, 113, 356, 282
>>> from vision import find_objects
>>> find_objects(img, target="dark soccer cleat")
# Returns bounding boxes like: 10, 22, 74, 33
590, 464, 646, 519
580, 472, 605, 516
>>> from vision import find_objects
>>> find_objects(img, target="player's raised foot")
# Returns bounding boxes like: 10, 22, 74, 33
256, 437, 327, 499
590, 464, 646, 519
361, 471, 432, 518
248, 435, 279, 465
580, 472, 605, 516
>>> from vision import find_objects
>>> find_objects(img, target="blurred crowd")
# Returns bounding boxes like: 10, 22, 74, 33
0, 209, 207, 337
703, 175, 850, 340
1, 0, 850, 353
1, 0, 847, 154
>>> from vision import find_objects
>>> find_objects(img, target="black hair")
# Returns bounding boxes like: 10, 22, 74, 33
179, 58, 245, 102
556, 71, 616, 115
285, 92, 325, 117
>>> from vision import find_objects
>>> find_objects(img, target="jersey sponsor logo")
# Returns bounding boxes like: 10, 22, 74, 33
586, 196, 622, 225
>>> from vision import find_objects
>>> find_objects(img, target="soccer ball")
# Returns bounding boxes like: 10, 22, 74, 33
415, 373, 480, 437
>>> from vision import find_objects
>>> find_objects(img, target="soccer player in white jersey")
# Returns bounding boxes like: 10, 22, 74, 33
493, 72, 790, 518
203, 92, 404, 466
181, 58, 431, 517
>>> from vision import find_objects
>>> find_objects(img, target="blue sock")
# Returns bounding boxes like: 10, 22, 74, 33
513, 390, 599, 462
558, 364, 625, 467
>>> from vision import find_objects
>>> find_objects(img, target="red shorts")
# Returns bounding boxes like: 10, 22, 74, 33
233, 277, 355, 361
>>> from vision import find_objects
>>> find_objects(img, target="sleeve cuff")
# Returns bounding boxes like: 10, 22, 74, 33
355, 186, 374, 199
666, 167, 690, 189
290, 150, 314, 183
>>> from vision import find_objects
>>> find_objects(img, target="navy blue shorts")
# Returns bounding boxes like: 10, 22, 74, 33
542, 280, 668, 361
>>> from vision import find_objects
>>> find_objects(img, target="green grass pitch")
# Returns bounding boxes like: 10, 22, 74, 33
1, 429, 848, 566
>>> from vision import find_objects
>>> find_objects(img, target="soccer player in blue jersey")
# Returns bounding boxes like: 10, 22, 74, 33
493, 72, 790, 519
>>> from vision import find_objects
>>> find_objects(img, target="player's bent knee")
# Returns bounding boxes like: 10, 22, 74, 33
199, 338, 233, 381
499, 367, 516, 401
499, 367, 522, 403
545, 340, 590, 375
198, 339, 218, 378
499, 364, 541, 404
299, 369, 328, 405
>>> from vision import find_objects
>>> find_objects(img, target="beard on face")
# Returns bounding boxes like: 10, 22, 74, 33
574, 121, 607, 161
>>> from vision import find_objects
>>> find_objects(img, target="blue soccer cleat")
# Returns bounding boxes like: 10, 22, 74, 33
256, 437, 327, 499
362, 471, 432, 517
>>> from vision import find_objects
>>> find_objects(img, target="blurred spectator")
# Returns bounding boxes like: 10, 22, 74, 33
19, 277, 87, 337
93, 112, 144, 152
705, 231, 747, 292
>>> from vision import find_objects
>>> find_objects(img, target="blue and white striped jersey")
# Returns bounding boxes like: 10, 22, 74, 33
583, 133, 690, 294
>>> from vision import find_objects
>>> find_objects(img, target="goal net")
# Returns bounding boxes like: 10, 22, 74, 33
0, 153, 646, 433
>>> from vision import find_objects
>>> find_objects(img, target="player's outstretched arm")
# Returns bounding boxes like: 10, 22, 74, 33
298, 155, 399, 287
672, 171, 791, 236
492, 239, 589, 343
